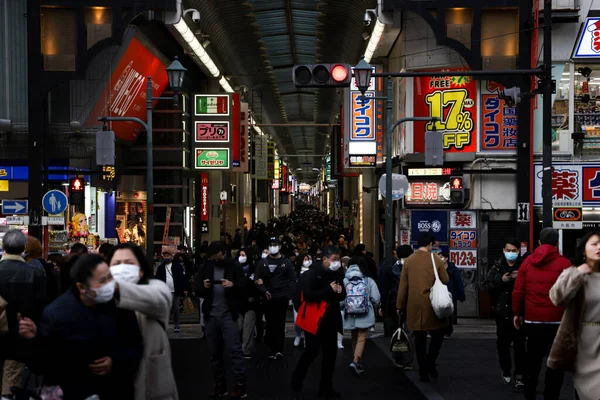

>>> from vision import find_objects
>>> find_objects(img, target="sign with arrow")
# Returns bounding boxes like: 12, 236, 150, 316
2, 200, 28, 215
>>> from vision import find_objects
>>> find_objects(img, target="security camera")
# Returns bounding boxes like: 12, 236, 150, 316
363, 11, 372, 26
183, 8, 200, 23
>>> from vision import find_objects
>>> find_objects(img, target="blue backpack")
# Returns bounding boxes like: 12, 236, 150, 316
345, 277, 369, 315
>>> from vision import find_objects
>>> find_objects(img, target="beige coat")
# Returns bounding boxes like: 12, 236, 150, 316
117, 279, 179, 400
396, 250, 450, 331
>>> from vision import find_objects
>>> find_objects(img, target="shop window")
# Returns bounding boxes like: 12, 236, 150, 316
572, 64, 600, 156
480, 9, 518, 70
85, 7, 112, 49
41, 7, 77, 71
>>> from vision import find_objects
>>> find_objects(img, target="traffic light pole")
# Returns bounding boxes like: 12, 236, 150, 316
542, 0, 553, 227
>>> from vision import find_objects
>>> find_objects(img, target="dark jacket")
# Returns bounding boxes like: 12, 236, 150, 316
482, 255, 523, 319
255, 256, 297, 300
34, 290, 142, 400
237, 260, 262, 313
0, 255, 46, 360
196, 257, 246, 321
296, 262, 346, 334
155, 260, 188, 295
378, 260, 402, 314
446, 262, 466, 302
512, 244, 571, 323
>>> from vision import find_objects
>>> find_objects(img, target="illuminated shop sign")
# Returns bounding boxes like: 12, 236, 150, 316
405, 181, 451, 205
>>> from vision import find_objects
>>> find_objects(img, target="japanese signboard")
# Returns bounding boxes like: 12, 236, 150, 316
233, 102, 249, 173
553, 207, 583, 230
413, 70, 477, 153
195, 149, 229, 170
195, 122, 230, 142
411, 210, 448, 243
84, 36, 169, 141
281, 165, 288, 192
345, 70, 377, 168
573, 18, 600, 58
480, 82, 518, 152
534, 164, 582, 206
449, 230, 477, 248
200, 173, 209, 233
405, 181, 451, 206
267, 141, 275, 179
450, 249, 477, 269
351, 92, 375, 140
194, 95, 230, 116
253, 136, 268, 180
231, 93, 241, 168
450, 211, 476, 229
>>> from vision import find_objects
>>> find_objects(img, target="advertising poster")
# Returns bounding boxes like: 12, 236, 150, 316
450, 249, 477, 269
480, 81, 518, 152
200, 173, 209, 233
195, 149, 230, 169
195, 122, 230, 142
410, 210, 448, 243
194, 95, 230, 116
413, 70, 477, 153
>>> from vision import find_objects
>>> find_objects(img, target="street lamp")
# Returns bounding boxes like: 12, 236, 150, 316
353, 58, 373, 95
98, 57, 186, 265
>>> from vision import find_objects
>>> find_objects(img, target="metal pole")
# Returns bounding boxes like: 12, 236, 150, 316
371, 68, 542, 78
542, 0, 553, 227
146, 77, 155, 264
385, 77, 394, 267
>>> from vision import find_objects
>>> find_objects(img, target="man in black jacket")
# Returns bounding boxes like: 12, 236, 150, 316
0, 229, 46, 397
155, 251, 188, 333
292, 246, 346, 400
255, 237, 296, 359
196, 241, 247, 399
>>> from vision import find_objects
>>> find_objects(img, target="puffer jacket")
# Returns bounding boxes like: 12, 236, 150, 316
512, 244, 571, 322
341, 265, 381, 330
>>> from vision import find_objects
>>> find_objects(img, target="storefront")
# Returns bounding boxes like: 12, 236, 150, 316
115, 190, 147, 248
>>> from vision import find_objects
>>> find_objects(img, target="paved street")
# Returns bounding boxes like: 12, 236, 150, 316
170, 336, 422, 400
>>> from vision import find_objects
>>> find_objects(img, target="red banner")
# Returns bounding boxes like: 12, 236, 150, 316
200, 173, 209, 233
231, 93, 241, 167
413, 70, 477, 153
85, 37, 169, 141
281, 165, 288, 192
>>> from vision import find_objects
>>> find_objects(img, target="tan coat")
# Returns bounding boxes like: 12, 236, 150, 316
117, 279, 179, 400
396, 250, 450, 331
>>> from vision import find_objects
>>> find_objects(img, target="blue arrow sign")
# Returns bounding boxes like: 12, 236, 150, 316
42, 190, 68, 215
2, 200, 28, 215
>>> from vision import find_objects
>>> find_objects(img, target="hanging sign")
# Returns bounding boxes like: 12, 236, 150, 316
195, 149, 230, 169
194, 94, 230, 116
201, 173, 209, 233
574, 18, 600, 58
413, 70, 477, 153
480, 82, 517, 152
195, 122, 230, 142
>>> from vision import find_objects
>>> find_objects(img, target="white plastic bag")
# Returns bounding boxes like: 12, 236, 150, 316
429, 253, 454, 319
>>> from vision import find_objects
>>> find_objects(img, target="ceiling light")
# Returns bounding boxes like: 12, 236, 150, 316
364, 18, 385, 63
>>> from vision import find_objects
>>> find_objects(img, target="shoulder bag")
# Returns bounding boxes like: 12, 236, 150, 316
429, 253, 454, 319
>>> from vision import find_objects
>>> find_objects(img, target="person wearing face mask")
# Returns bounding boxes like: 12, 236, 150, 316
292, 246, 346, 399
236, 248, 261, 358
255, 237, 297, 359
482, 238, 526, 388
108, 243, 179, 400
155, 251, 188, 333
18, 254, 143, 400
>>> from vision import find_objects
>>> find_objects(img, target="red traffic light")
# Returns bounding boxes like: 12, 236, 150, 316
451, 177, 463, 190
70, 178, 84, 191
331, 64, 349, 82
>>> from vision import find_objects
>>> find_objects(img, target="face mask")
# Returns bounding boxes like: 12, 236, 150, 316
504, 251, 519, 262
268, 246, 280, 255
261, 253, 269, 259
110, 264, 140, 284
89, 280, 116, 303
328, 261, 341, 271
303, 260, 312, 268
238, 256, 247, 264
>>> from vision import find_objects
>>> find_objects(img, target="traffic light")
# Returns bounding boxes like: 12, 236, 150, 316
450, 176, 464, 204
292, 64, 352, 87
69, 177, 85, 205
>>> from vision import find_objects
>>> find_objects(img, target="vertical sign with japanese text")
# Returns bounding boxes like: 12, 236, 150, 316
449, 211, 477, 269
254, 136, 268, 180
346, 69, 377, 168
413, 70, 477, 153
200, 173, 209, 233
480, 82, 517, 152
231, 93, 241, 167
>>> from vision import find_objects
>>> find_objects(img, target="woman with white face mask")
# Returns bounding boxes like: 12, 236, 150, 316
236, 249, 261, 358
108, 243, 179, 400
293, 255, 313, 348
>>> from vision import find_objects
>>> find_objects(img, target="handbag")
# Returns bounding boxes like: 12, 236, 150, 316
295, 292, 329, 335
390, 326, 410, 353
183, 296, 195, 315
429, 253, 454, 319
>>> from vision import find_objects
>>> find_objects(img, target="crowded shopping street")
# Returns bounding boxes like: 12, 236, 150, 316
0, 0, 596, 399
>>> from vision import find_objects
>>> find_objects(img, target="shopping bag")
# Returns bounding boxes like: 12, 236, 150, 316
182, 296, 195, 315
390, 326, 410, 353
429, 253, 454, 319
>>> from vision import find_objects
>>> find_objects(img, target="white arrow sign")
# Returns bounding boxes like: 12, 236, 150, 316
4, 203, 25, 213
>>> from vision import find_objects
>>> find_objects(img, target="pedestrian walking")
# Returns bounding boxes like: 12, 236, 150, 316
155, 251, 188, 333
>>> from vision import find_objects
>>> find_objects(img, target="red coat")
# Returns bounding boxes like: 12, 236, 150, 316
512, 244, 571, 323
